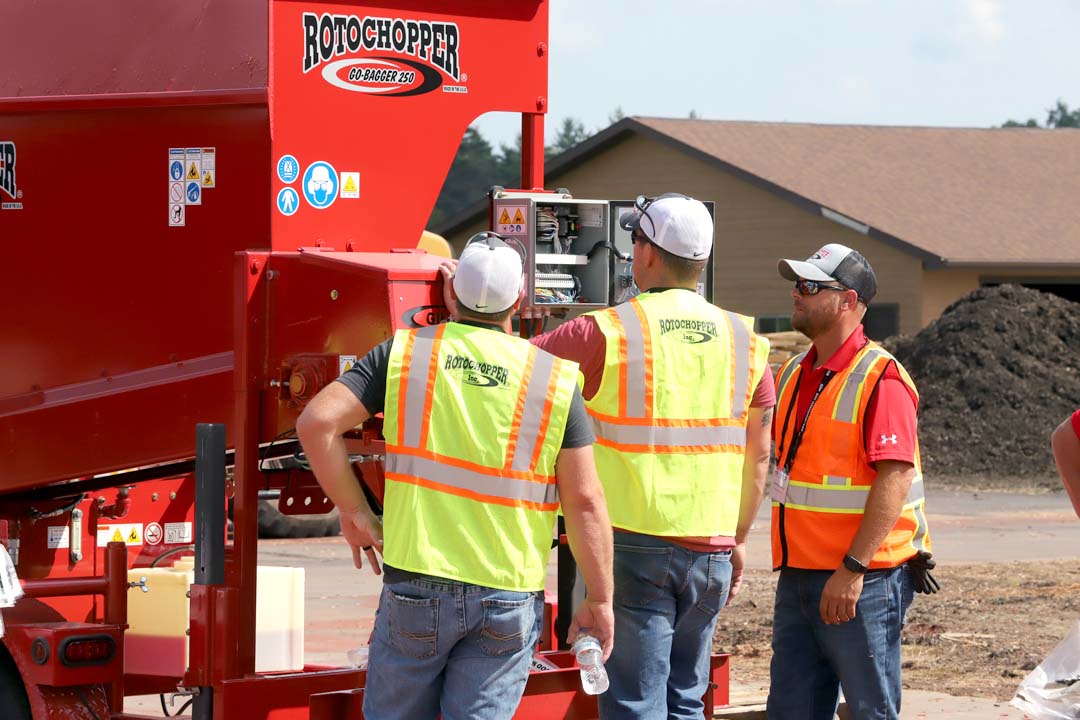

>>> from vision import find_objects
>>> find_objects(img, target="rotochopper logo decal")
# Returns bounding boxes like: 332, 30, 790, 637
1, 141, 21, 209
302, 13, 462, 96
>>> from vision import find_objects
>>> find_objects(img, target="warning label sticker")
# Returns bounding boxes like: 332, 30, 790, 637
339, 354, 358, 375
47, 526, 70, 549
497, 204, 527, 235
97, 523, 144, 546
201, 147, 216, 188
164, 522, 193, 545
340, 172, 359, 199
185, 148, 202, 182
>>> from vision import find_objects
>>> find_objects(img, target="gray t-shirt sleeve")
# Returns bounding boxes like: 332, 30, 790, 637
560, 385, 595, 449
335, 336, 593, 450
336, 338, 393, 416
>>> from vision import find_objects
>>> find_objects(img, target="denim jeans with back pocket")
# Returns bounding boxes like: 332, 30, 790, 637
362, 567, 544, 720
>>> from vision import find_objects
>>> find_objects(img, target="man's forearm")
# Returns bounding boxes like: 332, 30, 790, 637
564, 497, 614, 603
735, 406, 772, 542
847, 460, 915, 565
296, 382, 375, 517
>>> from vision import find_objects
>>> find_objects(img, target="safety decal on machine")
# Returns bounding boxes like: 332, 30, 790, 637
144, 522, 163, 546
302, 160, 338, 209
47, 526, 70, 549
186, 180, 202, 206
340, 171, 360, 199
1, 140, 23, 210
164, 522, 193, 544
497, 205, 527, 235
97, 523, 144, 546
339, 355, 358, 375
169, 203, 185, 227
201, 147, 216, 187
277, 154, 300, 184
185, 147, 202, 182
169, 148, 186, 182
302, 13, 464, 97
277, 187, 299, 216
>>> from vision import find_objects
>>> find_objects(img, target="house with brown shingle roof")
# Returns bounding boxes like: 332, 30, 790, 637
436, 117, 1080, 337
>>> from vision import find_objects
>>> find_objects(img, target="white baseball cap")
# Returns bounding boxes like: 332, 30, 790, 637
620, 194, 714, 260
778, 243, 878, 303
453, 233, 525, 314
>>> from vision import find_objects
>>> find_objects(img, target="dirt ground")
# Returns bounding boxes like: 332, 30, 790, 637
714, 559, 1080, 701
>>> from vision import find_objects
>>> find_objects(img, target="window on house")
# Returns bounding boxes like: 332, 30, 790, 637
862, 303, 899, 340
756, 316, 793, 334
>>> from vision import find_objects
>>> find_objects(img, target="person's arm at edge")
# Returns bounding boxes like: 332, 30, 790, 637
728, 405, 772, 605
296, 382, 384, 573
819, 459, 914, 624
557, 444, 615, 661
1051, 415, 1080, 520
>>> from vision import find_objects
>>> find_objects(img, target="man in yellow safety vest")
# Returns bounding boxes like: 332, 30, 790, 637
299, 234, 614, 720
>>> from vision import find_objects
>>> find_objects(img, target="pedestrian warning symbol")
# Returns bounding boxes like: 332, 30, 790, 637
512, 209, 525, 224
499, 209, 511, 224
111, 528, 123, 542
203, 171, 214, 187
187, 162, 200, 180
127, 527, 140, 543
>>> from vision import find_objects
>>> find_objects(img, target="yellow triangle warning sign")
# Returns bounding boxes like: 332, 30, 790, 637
128, 527, 140, 543
203, 171, 214, 187
498, 208, 511, 224
187, 162, 200, 180
111, 528, 123, 542
512, 209, 525, 225
343, 175, 357, 194
342, 359, 355, 372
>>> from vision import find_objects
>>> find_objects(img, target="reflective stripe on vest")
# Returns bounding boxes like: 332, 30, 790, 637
598, 301, 751, 450
389, 325, 560, 509
784, 473, 926, 513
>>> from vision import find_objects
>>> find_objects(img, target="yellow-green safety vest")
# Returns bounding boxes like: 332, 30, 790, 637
586, 290, 770, 536
382, 323, 579, 591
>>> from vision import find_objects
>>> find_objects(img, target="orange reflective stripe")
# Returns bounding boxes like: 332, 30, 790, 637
630, 299, 654, 417
386, 472, 559, 512
526, 355, 561, 473
504, 347, 537, 470
416, 324, 445, 450
594, 437, 747, 455
612, 308, 629, 418
587, 408, 743, 427
387, 443, 555, 483
395, 330, 418, 447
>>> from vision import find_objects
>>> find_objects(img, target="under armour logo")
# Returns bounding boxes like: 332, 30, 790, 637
880, 434, 898, 445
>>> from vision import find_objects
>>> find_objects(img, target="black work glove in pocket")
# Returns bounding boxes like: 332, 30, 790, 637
908, 549, 940, 594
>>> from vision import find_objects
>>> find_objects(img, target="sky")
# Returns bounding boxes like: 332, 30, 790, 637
471, 0, 1080, 149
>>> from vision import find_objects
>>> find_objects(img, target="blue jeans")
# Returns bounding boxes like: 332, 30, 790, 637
767, 566, 915, 720
363, 567, 544, 720
598, 531, 733, 720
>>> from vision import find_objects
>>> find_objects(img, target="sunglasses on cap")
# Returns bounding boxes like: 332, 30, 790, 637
630, 192, 693, 238
465, 231, 527, 264
794, 279, 850, 296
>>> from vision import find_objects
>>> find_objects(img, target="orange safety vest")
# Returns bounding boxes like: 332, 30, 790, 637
771, 342, 932, 570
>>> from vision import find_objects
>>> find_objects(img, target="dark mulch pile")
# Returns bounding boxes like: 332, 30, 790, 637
882, 284, 1080, 478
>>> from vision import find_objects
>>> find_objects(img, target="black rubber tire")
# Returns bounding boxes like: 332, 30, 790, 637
0, 647, 32, 720
257, 499, 341, 538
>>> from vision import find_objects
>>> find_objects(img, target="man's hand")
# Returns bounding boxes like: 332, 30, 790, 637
567, 598, 615, 662
438, 260, 458, 318
726, 542, 746, 606
819, 567, 863, 624
339, 507, 384, 574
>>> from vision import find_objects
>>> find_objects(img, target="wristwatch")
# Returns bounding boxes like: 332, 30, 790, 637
842, 554, 868, 574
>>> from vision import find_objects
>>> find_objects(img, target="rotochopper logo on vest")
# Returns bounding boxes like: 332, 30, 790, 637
659, 318, 718, 345
444, 354, 509, 389
1, 142, 21, 210
302, 13, 463, 96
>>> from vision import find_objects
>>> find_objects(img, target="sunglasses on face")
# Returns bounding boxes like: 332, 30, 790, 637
794, 279, 850, 296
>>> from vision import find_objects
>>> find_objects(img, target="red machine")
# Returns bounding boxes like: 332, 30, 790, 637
0, 1, 729, 718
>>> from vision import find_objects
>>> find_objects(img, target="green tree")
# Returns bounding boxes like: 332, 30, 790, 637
546, 117, 588, 158
428, 127, 500, 227
1002, 99, 1080, 128
608, 106, 626, 124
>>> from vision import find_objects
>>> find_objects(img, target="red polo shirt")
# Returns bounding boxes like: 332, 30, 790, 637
790, 324, 918, 466
1072, 409, 1080, 440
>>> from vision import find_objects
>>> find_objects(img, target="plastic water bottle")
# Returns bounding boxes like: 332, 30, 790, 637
572, 634, 609, 695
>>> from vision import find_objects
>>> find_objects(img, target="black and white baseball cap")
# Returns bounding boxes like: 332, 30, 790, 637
778, 243, 878, 303
453, 233, 526, 313
620, 194, 713, 260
